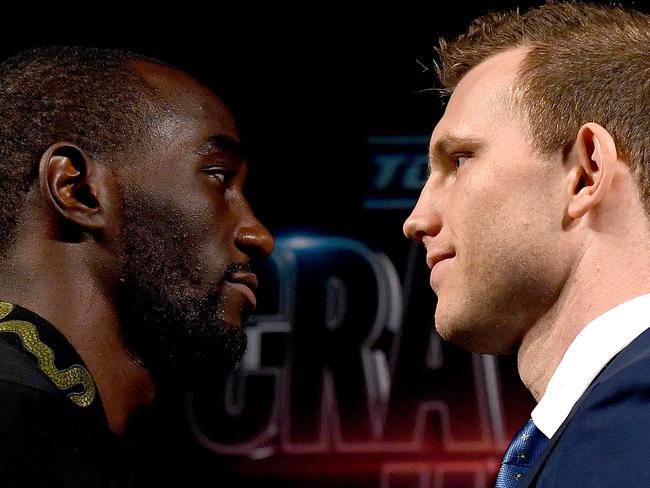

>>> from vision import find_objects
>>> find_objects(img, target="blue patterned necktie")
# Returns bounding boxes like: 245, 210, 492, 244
494, 419, 549, 487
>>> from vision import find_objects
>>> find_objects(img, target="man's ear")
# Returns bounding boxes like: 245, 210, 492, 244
38, 142, 108, 236
566, 122, 618, 219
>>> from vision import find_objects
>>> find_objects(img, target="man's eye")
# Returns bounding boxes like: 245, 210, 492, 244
454, 155, 470, 169
205, 168, 232, 183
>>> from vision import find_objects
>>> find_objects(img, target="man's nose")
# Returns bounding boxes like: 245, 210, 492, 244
236, 205, 275, 259
403, 186, 442, 242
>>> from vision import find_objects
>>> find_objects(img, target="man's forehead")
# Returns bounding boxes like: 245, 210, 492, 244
130, 60, 206, 98
128, 59, 240, 149
453, 47, 527, 97
431, 48, 527, 147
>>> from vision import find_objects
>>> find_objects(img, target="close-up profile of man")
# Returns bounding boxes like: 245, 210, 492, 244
404, 2, 650, 486
0, 46, 274, 487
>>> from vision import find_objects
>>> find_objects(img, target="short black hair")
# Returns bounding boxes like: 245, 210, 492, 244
0, 45, 165, 252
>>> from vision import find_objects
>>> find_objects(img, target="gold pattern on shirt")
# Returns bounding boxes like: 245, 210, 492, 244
0, 301, 96, 407
0, 301, 13, 320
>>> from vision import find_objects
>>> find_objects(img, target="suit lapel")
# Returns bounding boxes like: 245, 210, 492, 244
517, 328, 650, 486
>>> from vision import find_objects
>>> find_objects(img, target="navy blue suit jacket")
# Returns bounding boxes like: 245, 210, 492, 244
521, 327, 650, 486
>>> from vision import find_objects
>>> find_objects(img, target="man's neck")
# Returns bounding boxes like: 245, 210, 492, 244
517, 238, 650, 401
0, 245, 155, 434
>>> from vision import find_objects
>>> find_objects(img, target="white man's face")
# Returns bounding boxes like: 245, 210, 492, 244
403, 48, 577, 354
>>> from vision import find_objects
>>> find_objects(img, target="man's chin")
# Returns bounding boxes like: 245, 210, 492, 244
436, 321, 518, 355
125, 320, 248, 388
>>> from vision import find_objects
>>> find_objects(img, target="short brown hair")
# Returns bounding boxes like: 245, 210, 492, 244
437, 2, 650, 212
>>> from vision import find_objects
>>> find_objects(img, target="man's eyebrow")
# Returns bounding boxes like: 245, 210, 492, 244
429, 134, 481, 167
195, 135, 246, 160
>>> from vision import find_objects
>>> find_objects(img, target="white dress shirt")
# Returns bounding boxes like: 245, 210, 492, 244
531, 292, 650, 438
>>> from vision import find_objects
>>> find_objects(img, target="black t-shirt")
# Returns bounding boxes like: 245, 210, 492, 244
0, 302, 133, 487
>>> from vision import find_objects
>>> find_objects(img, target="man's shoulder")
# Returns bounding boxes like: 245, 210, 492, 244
564, 327, 650, 441
593, 325, 650, 389
0, 340, 59, 392
0, 342, 87, 438
0, 342, 89, 445
0, 345, 115, 487
533, 329, 650, 486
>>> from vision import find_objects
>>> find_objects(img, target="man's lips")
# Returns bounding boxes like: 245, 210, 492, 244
426, 252, 455, 269
225, 271, 259, 311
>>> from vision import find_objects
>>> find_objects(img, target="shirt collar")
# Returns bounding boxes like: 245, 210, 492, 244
532, 292, 650, 438
0, 301, 108, 428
